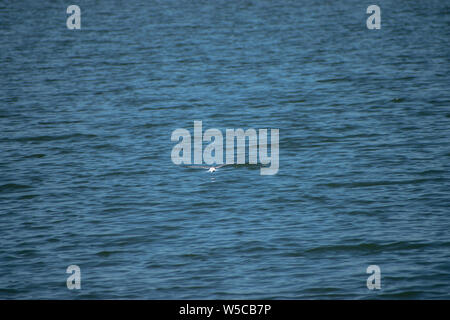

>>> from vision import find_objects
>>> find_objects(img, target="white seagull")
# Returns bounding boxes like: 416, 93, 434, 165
186, 164, 230, 173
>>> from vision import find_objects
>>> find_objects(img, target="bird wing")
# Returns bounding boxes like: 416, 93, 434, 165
185, 165, 212, 169
215, 163, 231, 169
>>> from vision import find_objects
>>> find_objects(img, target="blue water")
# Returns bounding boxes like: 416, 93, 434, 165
1, 0, 449, 299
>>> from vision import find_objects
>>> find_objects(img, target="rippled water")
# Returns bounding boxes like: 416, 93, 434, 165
1, 0, 449, 299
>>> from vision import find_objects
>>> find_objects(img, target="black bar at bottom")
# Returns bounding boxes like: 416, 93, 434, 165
0, 300, 445, 318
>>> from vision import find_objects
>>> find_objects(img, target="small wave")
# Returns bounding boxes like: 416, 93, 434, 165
316, 77, 351, 83
96, 250, 123, 257
318, 178, 444, 189
306, 241, 431, 254
0, 183, 32, 193
23, 153, 46, 159
3, 133, 98, 143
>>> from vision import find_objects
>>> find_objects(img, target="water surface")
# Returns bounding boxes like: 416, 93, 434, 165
0, 0, 449, 299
